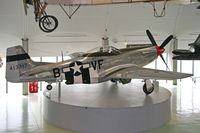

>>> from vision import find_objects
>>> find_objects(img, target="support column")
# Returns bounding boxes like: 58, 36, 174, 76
102, 37, 109, 52
22, 38, 29, 95
169, 37, 178, 85
40, 56, 42, 91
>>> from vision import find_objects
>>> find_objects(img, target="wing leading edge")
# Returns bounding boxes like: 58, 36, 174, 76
107, 66, 192, 80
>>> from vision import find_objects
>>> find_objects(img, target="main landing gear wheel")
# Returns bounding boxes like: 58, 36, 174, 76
39, 15, 58, 33
46, 84, 52, 90
143, 83, 154, 95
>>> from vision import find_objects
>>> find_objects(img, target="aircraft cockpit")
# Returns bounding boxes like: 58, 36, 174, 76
81, 46, 121, 57
98, 46, 121, 54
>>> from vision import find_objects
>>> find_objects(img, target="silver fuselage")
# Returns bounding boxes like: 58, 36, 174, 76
20, 46, 157, 84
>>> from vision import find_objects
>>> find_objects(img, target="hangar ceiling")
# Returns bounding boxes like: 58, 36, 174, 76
0, 0, 200, 56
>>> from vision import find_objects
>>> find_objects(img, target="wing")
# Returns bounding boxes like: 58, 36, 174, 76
45, 0, 165, 5
106, 66, 192, 80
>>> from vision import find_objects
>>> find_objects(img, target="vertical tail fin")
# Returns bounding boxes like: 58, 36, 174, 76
6, 45, 35, 82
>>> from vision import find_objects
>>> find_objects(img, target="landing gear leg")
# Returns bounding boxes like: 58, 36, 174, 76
58, 81, 61, 98
46, 84, 52, 90
143, 79, 154, 95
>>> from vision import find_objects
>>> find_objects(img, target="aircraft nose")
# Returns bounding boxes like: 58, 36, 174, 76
156, 46, 165, 56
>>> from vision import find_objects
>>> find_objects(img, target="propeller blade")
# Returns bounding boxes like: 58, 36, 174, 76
23, 0, 28, 16
160, 35, 173, 49
146, 30, 157, 46
197, 5, 200, 9
160, 54, 170, 70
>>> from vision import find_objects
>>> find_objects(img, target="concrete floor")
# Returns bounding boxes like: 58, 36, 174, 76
0, 80, 200, 133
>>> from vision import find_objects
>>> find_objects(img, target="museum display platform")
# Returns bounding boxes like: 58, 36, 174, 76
43, 81, 171, 133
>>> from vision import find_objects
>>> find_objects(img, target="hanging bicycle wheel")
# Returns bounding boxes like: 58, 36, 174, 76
39, 15, 58, 33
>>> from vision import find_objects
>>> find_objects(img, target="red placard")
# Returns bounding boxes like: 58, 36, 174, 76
29, 82, 38, 93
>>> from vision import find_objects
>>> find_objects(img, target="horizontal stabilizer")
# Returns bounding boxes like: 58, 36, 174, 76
173, 55, 200, 60
172, 49, 193, 55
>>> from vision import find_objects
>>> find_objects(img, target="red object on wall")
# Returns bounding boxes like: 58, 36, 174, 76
29, 82, 38, 93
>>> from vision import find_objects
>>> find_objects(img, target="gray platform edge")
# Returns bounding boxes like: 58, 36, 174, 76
43, 93, 171, 133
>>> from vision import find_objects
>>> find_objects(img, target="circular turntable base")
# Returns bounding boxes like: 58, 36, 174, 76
43, 81, 171, 133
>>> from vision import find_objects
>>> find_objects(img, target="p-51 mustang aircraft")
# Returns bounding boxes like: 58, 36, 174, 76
6, 30, 192, 94
173, 34, 200, 60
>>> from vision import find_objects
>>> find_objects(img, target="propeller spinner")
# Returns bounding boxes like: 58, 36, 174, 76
146, 30, 173, 70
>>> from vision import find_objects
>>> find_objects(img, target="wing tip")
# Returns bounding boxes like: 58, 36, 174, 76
179, 73, 193, 79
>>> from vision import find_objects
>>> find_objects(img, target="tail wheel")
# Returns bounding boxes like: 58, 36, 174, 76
46, 84, 52, 90
110, 78, 118, 84
143, 83, 154, 95
39, 15, 58, 33
110, 79, 116, 83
